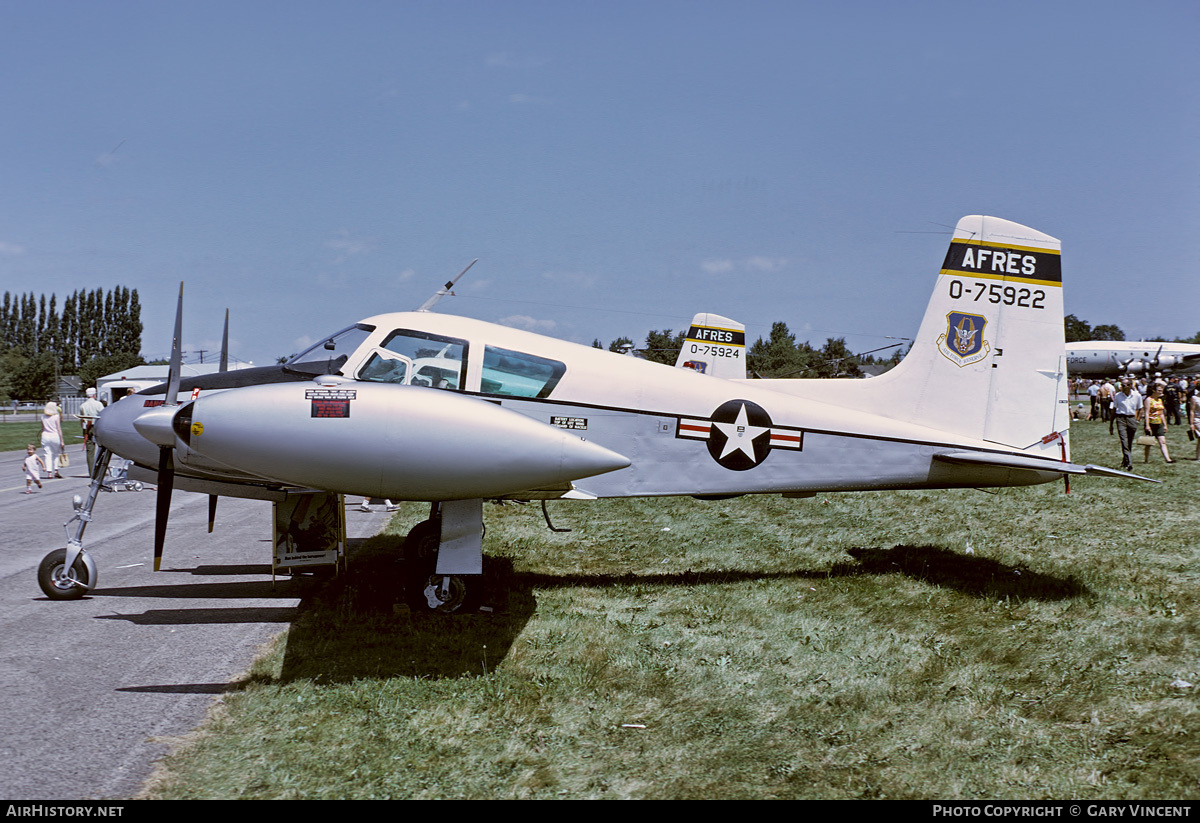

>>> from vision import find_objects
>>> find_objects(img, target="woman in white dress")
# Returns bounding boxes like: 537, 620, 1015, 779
41, 401, 65, 479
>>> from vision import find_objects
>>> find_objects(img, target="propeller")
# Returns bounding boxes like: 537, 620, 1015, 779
208, 308, 229, 534
1150, 344, 1166, 373
153, 282, 184, 570
1147, 345, 1184, 371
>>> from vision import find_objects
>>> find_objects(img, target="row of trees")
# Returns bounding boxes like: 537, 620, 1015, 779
594, 322, 905, 378
1067, 313, 1200, 346
745, 323, 903, 378
0, 288, 145, 403
1064, 314, 1124, 343
1, 287, 143, 371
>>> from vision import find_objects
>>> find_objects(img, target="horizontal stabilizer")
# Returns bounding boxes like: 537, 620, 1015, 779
934, 450, 1085, 474
1078, 464, 1160, 482
933, 451, 1158, 482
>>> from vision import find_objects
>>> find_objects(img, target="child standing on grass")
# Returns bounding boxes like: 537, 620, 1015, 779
22, 444, 45, 494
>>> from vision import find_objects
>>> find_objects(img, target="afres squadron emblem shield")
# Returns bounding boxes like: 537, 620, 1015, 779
936, 312, 991, 367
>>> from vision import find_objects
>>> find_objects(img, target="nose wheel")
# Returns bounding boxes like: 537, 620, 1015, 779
37, 548, 94, 601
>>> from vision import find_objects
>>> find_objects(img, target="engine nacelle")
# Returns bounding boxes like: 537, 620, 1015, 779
102, 380, 630, 500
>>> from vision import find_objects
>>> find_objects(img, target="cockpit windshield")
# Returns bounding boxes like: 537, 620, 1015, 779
287, 323, 376, 375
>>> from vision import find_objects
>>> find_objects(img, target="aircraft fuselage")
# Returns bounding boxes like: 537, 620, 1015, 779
1066, 341, 1200, 377
98, 310, 1061, 502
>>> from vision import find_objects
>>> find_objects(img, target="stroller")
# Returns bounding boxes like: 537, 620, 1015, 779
104, 456, 144, 492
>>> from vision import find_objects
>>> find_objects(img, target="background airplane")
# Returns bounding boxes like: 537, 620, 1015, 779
39, 215, 1151, 613
1066, 341, 1200, 377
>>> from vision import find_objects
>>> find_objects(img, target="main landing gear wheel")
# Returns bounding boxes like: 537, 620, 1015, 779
37, 549, 91, 601
419, 574, 468, 614
403, 519, 476, 614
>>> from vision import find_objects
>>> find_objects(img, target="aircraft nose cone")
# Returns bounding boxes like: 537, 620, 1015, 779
558, 436, 630, 481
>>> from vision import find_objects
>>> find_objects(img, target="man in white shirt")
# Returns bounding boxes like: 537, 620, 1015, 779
1112, 379, 1144, 471
78, 387, 105, 477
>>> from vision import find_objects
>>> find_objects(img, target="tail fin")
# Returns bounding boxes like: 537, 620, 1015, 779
675, 313, 747, 379
759, 216, 1068, 458
878, 215, 1067, 453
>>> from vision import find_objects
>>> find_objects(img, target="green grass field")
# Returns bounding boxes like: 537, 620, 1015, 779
0, 421, 44, 453
143, 419, 1199, 799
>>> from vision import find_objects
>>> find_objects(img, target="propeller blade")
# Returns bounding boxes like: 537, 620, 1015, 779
154, 446, 174, 571
208, 495, 218, 533
153, 282, 184, 571
165, 282, 184, 404
219, 309, 229, 374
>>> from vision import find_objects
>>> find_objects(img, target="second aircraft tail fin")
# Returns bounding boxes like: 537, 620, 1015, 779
675, 313, 746, 380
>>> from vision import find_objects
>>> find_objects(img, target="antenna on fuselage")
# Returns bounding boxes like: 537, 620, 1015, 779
417, 259, 478, 312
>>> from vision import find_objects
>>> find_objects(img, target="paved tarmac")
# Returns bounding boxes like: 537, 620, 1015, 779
0, 449, 392, 800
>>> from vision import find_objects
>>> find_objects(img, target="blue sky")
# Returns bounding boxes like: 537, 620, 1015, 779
1, 0, 1197, 365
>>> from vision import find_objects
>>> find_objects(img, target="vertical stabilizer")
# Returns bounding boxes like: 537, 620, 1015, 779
675, 313, 747, 380
758, 217, 1069, 459
881, 216, 1066, 454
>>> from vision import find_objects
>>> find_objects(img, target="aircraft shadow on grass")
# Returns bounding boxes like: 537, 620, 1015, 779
835, 544, 1090, 600
512, 543, 1089, 602
89, 537, 1089, 686
272, 541, 1089, 684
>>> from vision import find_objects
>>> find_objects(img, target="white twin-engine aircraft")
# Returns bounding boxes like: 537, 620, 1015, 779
39, 215, 1148, 612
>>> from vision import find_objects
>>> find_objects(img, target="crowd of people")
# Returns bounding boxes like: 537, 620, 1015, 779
1071, 375, 1200, 468
19, 388, 105, 493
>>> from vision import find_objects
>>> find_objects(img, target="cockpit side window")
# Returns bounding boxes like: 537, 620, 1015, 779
288, 324, 376, 376
358, 349, 413, 384
373, 329, 468, 390
481, 346, 566, 398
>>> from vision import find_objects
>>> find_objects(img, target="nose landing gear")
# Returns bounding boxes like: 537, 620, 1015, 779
36, 448, 112, 601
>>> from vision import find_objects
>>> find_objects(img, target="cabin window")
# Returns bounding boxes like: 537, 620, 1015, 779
481, 346, 565, 398
372, 329, 468, 390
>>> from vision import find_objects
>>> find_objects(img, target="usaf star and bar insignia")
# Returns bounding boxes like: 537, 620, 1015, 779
676, 399, 803, 471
